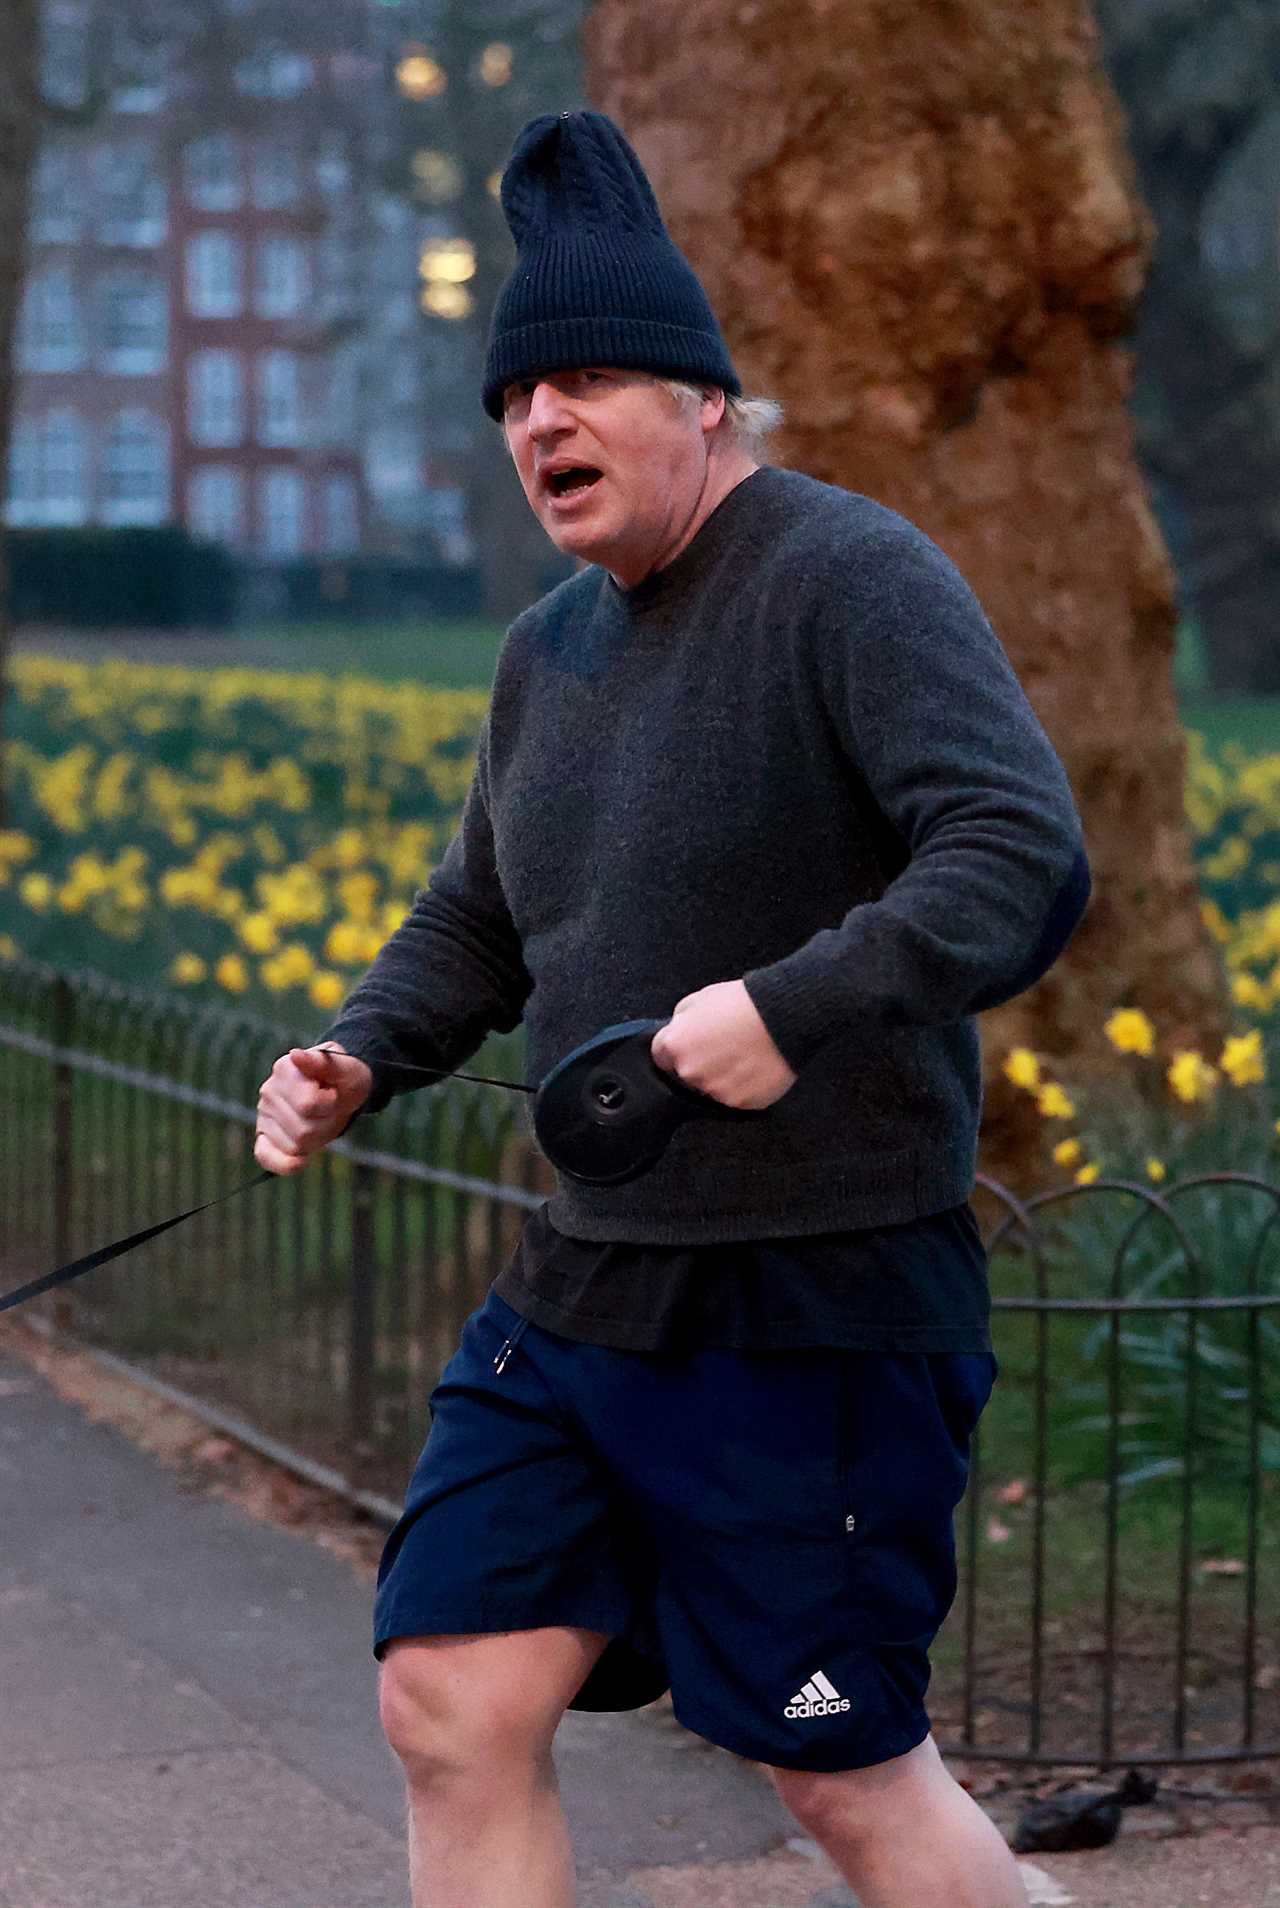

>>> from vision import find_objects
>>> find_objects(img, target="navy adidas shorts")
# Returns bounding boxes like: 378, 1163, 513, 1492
373, 1289, 997, 1773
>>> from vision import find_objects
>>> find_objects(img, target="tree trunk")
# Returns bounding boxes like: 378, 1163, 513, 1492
0, 0, 40, 830
583, 0, 1232, 1199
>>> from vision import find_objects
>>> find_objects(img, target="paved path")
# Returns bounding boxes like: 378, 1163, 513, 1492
2, 1323, 1277, 1908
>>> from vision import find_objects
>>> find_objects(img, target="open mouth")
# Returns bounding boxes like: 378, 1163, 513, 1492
544, 466, 603, 499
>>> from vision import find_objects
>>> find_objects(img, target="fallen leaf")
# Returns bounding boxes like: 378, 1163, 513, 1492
987, 1516, 1012, 1544
996, 1478, 1029, 1505
1199, 1557, 1245, 1576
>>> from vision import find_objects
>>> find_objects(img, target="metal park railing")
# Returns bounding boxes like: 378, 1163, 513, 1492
0, 956, 1276, 1773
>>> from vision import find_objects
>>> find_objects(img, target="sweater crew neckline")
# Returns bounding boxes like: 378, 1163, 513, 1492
604, 465, 775, 613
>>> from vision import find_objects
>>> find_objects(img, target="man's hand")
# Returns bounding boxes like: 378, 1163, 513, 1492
649, 980, 797, 1110
254, 1043, 374, 1175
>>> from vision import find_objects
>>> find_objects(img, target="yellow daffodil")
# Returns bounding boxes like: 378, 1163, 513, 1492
214, 953, 249, 994
169, 952, 207, 984
238, 912, 281, 955
1052, 1137, 1082, 1166
1167, 1049, 1219, 1104
309, 970, 345, 1011
1146, 1158, 1166, 1182
19, 872, 54, 911
1036, 1081, 1075, 1120
1003, 1047, 1042, 1090
1075, 1161, 1101, 1185
1104, 1008, 1156, 1057
1231, 973, 1270, 1010
1219, 1028, 1267, 1087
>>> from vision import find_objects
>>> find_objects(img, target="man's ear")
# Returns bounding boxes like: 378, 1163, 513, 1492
700, 386, 727, 435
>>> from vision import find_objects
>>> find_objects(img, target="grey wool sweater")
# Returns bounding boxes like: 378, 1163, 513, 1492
318, 466, 1091, 1244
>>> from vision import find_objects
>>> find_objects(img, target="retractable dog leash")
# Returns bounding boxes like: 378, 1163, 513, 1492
0, 1018, 766, 1317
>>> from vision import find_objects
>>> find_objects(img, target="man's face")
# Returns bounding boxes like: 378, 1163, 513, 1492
502, 367, 718, 587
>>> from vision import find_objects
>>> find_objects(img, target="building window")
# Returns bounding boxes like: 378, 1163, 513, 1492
253, 237, 309, 319
101, 410, 169, 525
5, 409, 90, 526
315, 134, 350, 198
316, 229, 356, 322
320, 475, 360, 555
109, 24, 167, 112
251, 138, 302, 210
188, 466, 246, 547
187, 349, 245, 447
325, 347, 360, 444
257, 350, 301, 446
186, 232, 244, 318
95, 137, 167, 247
16, 266, 86, 372
257, 467, 307, 557
40, 0, 89, 109
95, 269, 167, 374
234, 50, 313, 98
184, 133, 241, 211
30, 143, 82, 244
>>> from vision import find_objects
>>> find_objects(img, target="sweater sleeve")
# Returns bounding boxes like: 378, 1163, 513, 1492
742, 513, 1091, 1072
312, 713, 532, 1116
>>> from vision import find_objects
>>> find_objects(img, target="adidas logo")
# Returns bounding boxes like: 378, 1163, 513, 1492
784, 1669, 852, 1719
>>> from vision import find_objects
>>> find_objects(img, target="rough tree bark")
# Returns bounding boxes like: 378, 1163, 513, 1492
0, 0, 41, 831
584, 0, 1232, 1199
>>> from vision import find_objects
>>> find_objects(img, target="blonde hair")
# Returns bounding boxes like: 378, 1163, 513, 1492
656, 379, 785, 458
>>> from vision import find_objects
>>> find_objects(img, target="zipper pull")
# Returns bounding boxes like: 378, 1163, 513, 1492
492, 1315, 530, 1376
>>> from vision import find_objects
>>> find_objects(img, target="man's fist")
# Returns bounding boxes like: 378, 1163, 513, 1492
254, 1043, 373, 1175
649, 979, 796, 1110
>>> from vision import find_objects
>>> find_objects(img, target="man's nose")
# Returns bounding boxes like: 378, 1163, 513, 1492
527, 380, 572, 435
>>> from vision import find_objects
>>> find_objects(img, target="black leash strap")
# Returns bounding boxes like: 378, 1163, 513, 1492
0, 1057, 535, 1319
0, 1026, 730, 1316
0, 1171, 275, 1316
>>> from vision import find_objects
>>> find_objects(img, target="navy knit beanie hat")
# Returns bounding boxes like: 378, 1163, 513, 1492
482, 110, 741, 420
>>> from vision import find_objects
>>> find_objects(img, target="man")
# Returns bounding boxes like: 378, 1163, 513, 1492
255, 111, 1090, 1908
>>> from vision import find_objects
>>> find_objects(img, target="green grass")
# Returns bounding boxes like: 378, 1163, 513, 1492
233, 620, 509, 688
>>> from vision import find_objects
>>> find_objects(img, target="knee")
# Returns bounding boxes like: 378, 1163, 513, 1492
767, 1736, 943, 1846
378, 1638, 554, 1785
769, 1766, 867, 1845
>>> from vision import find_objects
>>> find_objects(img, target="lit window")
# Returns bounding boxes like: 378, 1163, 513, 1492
185, 134, 241, 212
4, 408, 90, 526
396, 49, 446, 99
16, 266, 86, 372
254, 237, 309, 318
186, 232, 244, 318
101, 410, 169, 524
96, 269, 167, 374
187, 350, 245, 447
188, 466, 246, 547
257, 467, 307, 557
478, 43, 513, 87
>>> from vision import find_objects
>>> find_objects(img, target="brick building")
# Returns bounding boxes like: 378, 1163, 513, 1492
6, 3, 376, 567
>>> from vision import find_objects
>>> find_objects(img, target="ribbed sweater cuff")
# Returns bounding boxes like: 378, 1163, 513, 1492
742, 955, 848, 1074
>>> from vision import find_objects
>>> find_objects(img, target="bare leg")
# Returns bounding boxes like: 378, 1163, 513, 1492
379, 1626, 610, 1908
768, 1733, 1028, 1908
